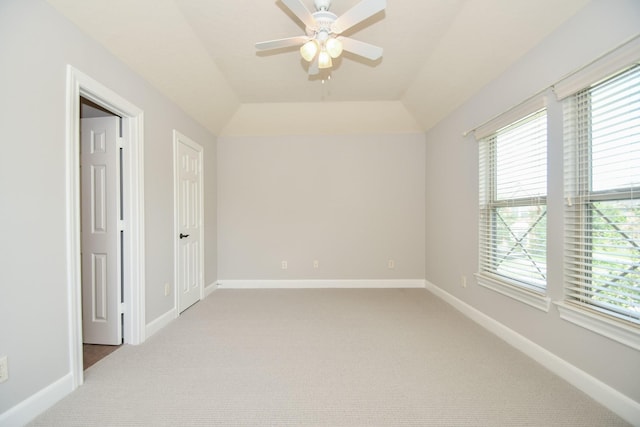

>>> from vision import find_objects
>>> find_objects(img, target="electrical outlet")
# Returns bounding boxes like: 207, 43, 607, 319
388, 259, 395, 269
281, 260, 288, 270
0, 356, 8, 383
313, 260, 319, 269
164, 283, 171, 296
461, 275, 467, 288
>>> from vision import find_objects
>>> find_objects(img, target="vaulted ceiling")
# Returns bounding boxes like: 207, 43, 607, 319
46, 0, 590, 135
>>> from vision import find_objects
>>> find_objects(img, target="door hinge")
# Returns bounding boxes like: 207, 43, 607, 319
118, 220, 125, 231
119, 302, 126, 315
117, 137, 124, 149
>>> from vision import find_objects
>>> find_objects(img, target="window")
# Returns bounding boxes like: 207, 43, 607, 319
563, 65, 640, 325
478, 110, 548, 300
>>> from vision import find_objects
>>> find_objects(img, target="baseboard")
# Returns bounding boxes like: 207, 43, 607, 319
0, 373, 73, 427
204, 282, 217, 298
145, 308, 177, 339
424, 280, 640, 425
216, 279, 426, 289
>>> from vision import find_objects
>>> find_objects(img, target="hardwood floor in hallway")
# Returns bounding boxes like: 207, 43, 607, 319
83, 344, 121, 370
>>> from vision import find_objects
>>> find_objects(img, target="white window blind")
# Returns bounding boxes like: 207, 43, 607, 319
563, 65, 640, 324
479, 110, 548, 292
554, 36, 640, 101
474, 96, 547, 140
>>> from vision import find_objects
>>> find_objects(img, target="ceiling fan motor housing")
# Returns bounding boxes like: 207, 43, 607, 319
310, 10, 338, 35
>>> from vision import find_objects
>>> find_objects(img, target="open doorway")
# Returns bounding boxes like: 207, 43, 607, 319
66, 65, 146, 388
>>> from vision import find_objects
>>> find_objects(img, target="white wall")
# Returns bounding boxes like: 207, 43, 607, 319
218, 134, 425, 282
0, 0, 217, 418
423, 0, 640, 406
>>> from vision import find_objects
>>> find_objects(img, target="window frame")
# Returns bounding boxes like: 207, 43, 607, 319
560, 65, 640, 340
477, 108, 551, 312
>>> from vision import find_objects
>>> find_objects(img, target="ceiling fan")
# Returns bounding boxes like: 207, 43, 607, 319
255, 0, 386, 75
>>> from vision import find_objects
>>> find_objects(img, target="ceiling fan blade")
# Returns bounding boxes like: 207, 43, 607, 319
281, 0, 316, 30
337, 36, 383, 61
255, 36, 308, 51
332, 0, 386, 34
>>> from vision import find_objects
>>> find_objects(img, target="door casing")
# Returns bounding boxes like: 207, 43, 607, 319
66, 65, 145, 388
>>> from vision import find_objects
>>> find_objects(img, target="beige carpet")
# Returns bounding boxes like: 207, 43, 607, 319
30, 288, 629, 426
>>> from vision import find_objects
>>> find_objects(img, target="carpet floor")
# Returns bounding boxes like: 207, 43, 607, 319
30, 288, 629, 426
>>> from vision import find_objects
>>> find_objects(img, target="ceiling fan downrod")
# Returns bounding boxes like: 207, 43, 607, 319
314, 0, 332, 12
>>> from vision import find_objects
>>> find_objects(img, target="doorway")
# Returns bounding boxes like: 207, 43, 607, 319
66, 66, 145, 388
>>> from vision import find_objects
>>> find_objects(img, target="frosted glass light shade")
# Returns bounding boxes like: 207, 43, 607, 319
326, 37, 343, 58
300, 40, 318, 62
318, 50, 332, 69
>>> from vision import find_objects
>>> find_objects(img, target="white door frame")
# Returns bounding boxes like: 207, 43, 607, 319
66, 65, 146, 388
173, 130, 204, 312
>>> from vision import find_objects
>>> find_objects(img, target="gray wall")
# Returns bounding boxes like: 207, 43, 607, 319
2, 0, 639, 421
423, 0, 640, 402
0, 0, 217, 413
217, 134, 426, 281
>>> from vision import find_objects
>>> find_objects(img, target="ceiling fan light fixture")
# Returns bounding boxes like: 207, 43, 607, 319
256, 0, 387, 75
325, 37, 343, 58
300, 40, 319, 62
318, 50, 332, 69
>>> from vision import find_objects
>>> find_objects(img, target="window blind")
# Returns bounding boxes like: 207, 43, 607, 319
474, 96, 547, 140
563, 65, 640, 324
554, 36, 640, 101
479, 110, 548, 291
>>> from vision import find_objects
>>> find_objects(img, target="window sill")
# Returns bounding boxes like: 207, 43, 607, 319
554, 302, 640, 351
475, 273, 550, 312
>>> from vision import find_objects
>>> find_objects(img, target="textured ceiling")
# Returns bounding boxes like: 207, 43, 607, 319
46, 0, 590, 135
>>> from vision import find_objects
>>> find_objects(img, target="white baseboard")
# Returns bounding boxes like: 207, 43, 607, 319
0, 373, 73, 427
146, 283, 218, 339
216, 279, 426, 289
147, 283, 221, 339
424, 280, 640, 426
204, 282, 217, 298
145, 308, 177, 339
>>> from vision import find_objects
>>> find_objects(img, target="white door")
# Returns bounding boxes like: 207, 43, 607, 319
81, 117, 122, 345
175, 132, 203, 313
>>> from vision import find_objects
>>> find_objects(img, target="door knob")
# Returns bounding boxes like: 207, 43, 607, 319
179, 233, 190, 239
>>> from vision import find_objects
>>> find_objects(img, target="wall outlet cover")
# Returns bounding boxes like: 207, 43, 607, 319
0, 356, 8, 383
